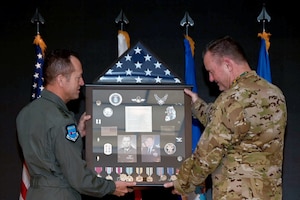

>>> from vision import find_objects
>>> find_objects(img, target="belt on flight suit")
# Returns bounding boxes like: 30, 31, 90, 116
30, 175, 70, 188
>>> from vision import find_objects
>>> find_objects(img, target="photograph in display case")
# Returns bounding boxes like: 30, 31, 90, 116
85, 84, 192, 186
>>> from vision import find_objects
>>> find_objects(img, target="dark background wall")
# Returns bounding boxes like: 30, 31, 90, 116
1, 0, 299, 199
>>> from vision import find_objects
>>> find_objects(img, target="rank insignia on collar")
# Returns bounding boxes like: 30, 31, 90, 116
66, 124, 79, 142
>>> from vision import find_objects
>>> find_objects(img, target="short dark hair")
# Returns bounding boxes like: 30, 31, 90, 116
203, 35, 248, 64
43, 49, 80, 86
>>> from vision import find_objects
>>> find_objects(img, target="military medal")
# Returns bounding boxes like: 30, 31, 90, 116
146, 176, 153, 182
167, 167, 175, 181
135, 167, 143, 182
105, 167, 113, 180
94, 166, 102, 177
146, 167, 153, 182
106, 175, 113, 180
120, 174, 127, 181
126, 167, 133, 181
160, 174, 167, 181
119, 173, 127, 181
156, 167, 167, 181
115, 167, 123, 180
126, 175, 134, 181
170, 174, 177, 181
169, 167, 179, 181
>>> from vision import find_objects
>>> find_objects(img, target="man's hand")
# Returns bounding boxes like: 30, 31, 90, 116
164, 182, 179, 195
112, 181, 136, 197
77, 112, 91, 137
184, 88, 199, 103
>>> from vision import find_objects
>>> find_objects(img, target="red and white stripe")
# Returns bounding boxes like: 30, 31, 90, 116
19, 163, 30, 200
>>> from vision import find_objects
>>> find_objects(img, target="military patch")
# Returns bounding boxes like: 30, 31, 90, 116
65, 124, 79, 142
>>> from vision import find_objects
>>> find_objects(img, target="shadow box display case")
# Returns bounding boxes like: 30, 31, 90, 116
85, 84, 192, 186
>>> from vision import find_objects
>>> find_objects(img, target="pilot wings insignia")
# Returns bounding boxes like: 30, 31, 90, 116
131, 96, 145, 103
154, 94, 168, 105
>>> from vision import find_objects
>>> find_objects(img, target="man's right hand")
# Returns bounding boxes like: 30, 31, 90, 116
112, 181, 136, 197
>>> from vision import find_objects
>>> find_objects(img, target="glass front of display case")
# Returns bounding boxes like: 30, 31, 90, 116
85, 84, 192, 186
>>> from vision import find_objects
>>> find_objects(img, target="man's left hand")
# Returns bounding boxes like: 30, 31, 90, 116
77, 112, 91, 137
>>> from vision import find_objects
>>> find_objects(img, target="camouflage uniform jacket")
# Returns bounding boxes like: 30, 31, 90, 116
174, 71, 287, 200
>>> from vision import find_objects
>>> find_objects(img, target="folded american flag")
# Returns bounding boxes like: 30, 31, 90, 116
94, 41, 182, 84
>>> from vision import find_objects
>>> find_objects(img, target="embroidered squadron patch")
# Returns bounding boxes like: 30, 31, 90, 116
65, 124, 79, 142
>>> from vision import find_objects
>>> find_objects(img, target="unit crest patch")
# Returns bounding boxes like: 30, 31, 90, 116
66, 124, 79, 142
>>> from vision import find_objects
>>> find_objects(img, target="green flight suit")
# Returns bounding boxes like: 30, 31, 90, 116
174, 71, 287, 200
17, 90, 115, 200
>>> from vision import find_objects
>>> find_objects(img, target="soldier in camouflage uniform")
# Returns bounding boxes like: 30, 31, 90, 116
164, 36, 287, 200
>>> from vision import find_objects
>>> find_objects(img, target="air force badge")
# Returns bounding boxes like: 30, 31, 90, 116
66, 124, 79, 142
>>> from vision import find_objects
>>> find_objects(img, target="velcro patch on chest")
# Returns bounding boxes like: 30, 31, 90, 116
65, 124, 79, 142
